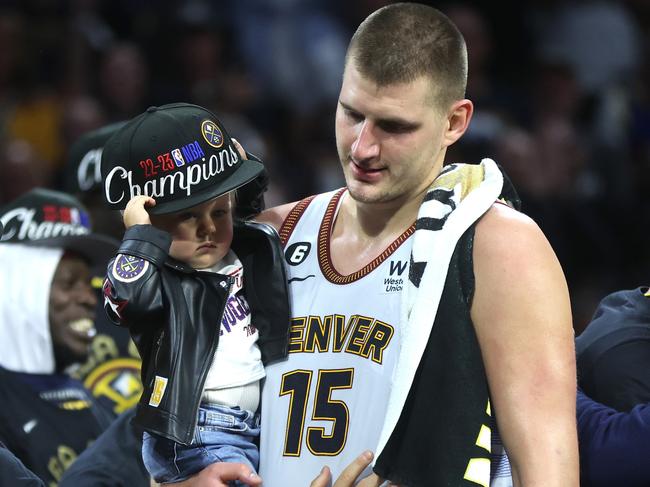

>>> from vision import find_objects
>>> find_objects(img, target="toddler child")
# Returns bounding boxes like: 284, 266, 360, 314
101, 102, 290, 484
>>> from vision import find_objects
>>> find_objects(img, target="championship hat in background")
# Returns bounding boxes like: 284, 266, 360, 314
0, 188, 118, 266
64, 120, 128, 195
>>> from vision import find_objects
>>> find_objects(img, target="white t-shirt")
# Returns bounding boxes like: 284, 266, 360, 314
202, 250, 265, 391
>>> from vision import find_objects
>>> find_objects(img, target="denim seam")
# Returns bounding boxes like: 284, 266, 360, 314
172, 441, 181, 476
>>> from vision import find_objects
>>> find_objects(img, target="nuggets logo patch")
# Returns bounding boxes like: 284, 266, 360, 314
149, 376, 168, 407
201, 120, 224, 148
112, 254, 149, 283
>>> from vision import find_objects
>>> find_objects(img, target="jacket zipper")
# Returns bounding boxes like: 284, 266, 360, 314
188, 275, 234, 441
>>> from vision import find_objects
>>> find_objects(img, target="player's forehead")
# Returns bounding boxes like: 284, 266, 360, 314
339, 63, 435, 120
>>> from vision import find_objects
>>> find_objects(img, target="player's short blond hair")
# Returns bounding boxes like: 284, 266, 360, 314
346, 3, 468, 111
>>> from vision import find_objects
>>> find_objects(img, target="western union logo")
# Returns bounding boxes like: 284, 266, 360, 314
149, 376, 168, 407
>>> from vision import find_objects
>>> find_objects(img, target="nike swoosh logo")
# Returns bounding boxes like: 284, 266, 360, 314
288, 275, 315, 283
23, 419, 38, 434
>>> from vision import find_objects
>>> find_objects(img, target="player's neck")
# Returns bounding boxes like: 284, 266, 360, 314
343, 190, 422, 239
329, 192, 420, 274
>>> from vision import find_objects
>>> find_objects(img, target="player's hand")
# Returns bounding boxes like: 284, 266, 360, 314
310, 451, 388, 487
167, 462, 262, 487
123, 195, 156, 228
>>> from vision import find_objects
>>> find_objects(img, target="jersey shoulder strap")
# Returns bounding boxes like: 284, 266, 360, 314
278, 189, 344, 247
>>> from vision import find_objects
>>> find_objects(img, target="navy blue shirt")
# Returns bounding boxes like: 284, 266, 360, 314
576, 287, 650, 411
0, 368, 111, 485
59, 408, 149, 487
577, 388, 650, 487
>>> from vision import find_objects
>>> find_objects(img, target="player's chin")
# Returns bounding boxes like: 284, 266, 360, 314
346, 181, 390, 204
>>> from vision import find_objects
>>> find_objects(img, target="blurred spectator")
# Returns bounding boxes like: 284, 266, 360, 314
531, 0, 641, 96
445, 3, 514, 163
0, 139, 51, 205
61, 95, 106, 154
0, 11, 21, 108
61, 124, 143, 417
98, 42, 149, 121
494, 38, 639, 330
0, 188, 118, 485
231, 0, 347, 115
576, 287, 650, 411
62, 120, 125, 239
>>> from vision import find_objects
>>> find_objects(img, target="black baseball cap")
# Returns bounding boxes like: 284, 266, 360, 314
0, 188, 118, 266
64, 120, 128, 194
101, 102, 265, 215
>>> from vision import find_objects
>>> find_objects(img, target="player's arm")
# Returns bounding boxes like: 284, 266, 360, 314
255, 202, 298, 232
471, 204, 579, 487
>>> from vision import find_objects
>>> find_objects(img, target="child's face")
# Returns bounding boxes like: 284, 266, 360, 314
150, 194, 233, 269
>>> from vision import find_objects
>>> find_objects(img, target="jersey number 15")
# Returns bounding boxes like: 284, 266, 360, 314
280, 368, 354, 456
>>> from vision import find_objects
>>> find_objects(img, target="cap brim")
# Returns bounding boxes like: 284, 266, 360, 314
148, 158, 265, 215
23, 233, 119, 267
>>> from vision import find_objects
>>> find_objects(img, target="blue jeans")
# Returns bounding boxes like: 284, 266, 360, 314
142, 403, 260, 484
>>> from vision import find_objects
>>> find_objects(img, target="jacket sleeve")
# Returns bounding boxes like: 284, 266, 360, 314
0, 445, 45, 487
577, 387, 650, 487
103, 224, 171, 330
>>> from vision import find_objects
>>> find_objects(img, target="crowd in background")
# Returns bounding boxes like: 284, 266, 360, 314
0, 0, 649, 331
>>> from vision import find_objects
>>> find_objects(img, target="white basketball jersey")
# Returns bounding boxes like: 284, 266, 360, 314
259, 189, 413, 485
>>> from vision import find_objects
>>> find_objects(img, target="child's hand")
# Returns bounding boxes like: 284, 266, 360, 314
123, 195, 156, 228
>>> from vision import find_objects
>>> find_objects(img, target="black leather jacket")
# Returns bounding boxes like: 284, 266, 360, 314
103, 222, 290, 445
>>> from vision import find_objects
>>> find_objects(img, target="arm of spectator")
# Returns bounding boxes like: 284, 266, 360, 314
471, 204, 579, 487
577, 388, 650, 487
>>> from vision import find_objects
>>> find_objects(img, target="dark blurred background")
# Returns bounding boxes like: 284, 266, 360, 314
0, 0, 648, 333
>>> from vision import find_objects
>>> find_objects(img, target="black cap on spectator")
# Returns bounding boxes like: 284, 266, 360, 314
0, 188, 118, 266
64, 121, 128, 194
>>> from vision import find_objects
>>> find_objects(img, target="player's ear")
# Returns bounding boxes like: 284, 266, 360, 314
442, 99, 473, 148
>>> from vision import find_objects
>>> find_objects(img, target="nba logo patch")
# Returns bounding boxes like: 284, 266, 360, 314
112, 254, 149, 283
201, 120, 224, 148
149, 376, 168, 407
171, 148, 186, 167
